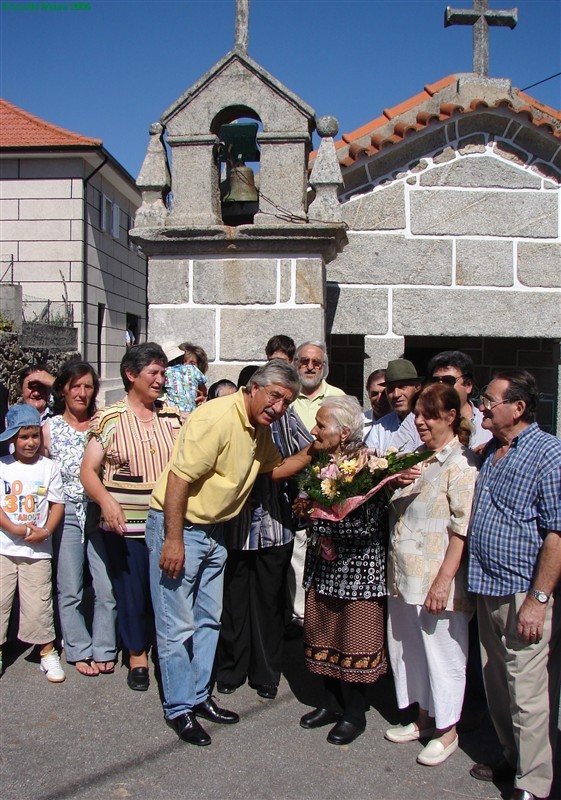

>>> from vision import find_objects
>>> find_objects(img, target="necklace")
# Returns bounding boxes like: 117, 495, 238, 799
126, 401, 157, 454
125, 396, 156, 423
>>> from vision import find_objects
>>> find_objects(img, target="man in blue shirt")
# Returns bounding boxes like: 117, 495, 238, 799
468, 370, 561, 800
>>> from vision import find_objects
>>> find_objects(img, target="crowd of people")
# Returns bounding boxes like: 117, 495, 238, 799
0, 337, 559, 800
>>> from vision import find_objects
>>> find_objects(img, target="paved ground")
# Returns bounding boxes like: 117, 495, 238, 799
2, 631, 559, 800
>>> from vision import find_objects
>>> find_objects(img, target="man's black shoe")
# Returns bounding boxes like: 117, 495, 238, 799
326, 719, 365, 745
168, 712, 211, 746
216, 681, 239, 695
127, 667, 149, 692
249, 682, 278, 699
300, 707, 341, 729
193, 696, 240, 724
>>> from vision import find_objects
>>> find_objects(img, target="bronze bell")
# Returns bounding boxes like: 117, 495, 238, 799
222, 164, 259, 203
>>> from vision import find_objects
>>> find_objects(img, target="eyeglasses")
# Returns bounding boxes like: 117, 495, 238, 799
481, 396, 510, 411
428, 375, 464, 387
298, 358, 324, 369
263, 388, 293, 410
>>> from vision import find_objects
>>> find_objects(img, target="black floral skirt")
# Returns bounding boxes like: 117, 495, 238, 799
303, 585, 387, 683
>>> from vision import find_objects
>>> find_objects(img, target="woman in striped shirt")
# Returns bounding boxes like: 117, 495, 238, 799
80, 343, 182, 692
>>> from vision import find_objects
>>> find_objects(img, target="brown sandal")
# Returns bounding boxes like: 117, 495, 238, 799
97, 661, 116, 674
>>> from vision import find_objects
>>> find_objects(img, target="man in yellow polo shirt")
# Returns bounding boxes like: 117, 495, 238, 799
146, 361, 314, 746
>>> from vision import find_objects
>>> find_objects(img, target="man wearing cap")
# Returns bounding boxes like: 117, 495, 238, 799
427, 350, 491, 451
146, 361, 315, 747
365, 359, 422, 455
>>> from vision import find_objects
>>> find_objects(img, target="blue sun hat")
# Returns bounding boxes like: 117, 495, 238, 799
0, 404, 41, 441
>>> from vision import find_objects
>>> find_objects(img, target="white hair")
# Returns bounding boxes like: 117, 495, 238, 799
320, 395, 364, 446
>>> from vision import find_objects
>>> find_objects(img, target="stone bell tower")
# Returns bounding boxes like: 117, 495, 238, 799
131, 0, 346, 380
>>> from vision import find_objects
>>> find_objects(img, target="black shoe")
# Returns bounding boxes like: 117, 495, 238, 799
216, 681, 239, 695
300, 708, 342, 729
167, 712, 211, 746
249, 682, 278, 699
326, 719, 365, 745
193, 697, 240, 725
127, 667, 149, 692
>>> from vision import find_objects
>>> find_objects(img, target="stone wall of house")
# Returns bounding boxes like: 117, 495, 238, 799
148, 255, 326, 384
0, 156, 147, 399
329, 128, 561, 432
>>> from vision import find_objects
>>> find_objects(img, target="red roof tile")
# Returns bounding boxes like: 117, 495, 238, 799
0, 98, 101, 149
311, 75, 561, 167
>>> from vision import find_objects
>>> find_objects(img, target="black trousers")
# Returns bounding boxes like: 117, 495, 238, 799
216, 540, 293, 687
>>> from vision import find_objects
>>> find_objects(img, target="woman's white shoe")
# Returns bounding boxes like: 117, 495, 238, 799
416, 736, 458, 766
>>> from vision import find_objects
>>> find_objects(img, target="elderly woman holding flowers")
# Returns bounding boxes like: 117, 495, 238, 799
384, 382, 477, 767
296, 395, 393, 746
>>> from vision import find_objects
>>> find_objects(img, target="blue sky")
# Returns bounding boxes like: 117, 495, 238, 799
1, 0, 559, 178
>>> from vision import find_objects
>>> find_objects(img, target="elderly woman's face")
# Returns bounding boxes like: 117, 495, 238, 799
311, 406, 342, 453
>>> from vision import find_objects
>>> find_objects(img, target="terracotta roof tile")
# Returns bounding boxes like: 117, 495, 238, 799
0, 98, 101, 149
312, 75, 561, 167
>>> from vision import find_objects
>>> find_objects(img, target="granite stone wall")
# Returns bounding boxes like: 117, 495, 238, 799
330, 131, 561, 432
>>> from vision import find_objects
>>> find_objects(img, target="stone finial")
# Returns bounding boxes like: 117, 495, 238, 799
445, 0, 517, 77
135, 122, 171, 228
235, 0, 249, 54
316, 115, 339, 138
308, 117, 343, 223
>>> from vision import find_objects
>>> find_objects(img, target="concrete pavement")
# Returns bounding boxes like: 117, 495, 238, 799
3, 632, 559, 800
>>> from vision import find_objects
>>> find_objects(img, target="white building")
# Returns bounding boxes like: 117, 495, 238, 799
0, 98, 147, 400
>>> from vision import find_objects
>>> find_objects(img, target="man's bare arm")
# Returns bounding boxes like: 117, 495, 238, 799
160, 471, 190, 579
517, 530, 561, 643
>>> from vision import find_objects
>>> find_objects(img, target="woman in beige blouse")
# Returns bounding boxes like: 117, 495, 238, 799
385, 382, 477, 767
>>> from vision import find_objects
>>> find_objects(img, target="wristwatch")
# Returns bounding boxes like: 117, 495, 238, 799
528, 587, 549, 604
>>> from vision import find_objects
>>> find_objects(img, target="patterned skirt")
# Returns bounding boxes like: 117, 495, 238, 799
303, 585, 387, 684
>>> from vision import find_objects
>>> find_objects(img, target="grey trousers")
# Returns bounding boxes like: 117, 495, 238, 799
477, 592, 561, 798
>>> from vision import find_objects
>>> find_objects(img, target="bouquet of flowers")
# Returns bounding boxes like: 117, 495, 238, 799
298, 445, 433, 523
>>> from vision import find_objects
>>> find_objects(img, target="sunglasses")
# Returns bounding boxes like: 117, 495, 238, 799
427, 375, 464, 387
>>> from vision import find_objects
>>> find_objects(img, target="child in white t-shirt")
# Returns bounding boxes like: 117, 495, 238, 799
0, 405, 65, 681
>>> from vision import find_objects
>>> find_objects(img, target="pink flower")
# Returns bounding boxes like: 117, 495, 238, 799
319, 462, 340, 479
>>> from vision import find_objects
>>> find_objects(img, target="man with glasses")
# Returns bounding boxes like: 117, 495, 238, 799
146, 361, 315, 746
288, 341, 345, 628
364, 358, 422, 455
291, 341, 345, 433
427, 350, 491, 450
468, 370, 561, 800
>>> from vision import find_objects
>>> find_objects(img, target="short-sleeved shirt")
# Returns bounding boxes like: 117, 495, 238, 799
365, 410, 422, 455
0, 454, 64, 559
291, 380, 345, 433
164, 363, 207, 413
468, 423, 561, 596
150, 388, 283, 525
88, 400, 182, 536
388, 438, 478, 611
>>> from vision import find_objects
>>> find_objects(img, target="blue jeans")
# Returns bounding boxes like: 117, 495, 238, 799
55, 502, 117, 663
145, 509, 227, 720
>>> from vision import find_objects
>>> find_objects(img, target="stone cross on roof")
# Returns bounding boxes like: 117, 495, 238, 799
444, 0, 518, 77
235, 0, 249, 54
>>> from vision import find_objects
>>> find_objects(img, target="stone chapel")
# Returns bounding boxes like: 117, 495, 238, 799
131, 0, 561, 434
